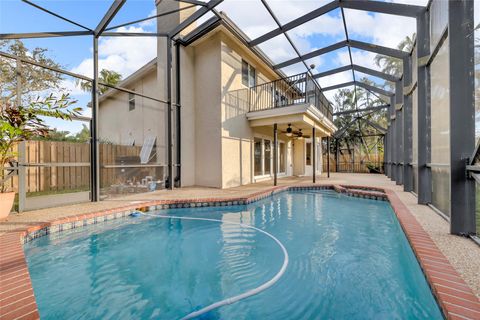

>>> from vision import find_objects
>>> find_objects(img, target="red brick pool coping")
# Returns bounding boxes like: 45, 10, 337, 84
1, 184, 479, 320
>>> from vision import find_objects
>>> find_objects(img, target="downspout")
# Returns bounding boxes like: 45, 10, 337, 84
174, 41, 182, 187
167, 37, 174, 190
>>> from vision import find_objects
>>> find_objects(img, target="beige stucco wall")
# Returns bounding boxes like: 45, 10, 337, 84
156, 0, 196, 35
193, 34, 223, 187
293, 139, 305, 176
98, 69, 167, 164
178, 46, 196, 186
219, 32, 279, 188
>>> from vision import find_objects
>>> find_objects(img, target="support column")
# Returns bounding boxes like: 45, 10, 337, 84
335, 139, 339, 172
90, 37, 100, 202
352, 136, 355, 173
403, 56, 413, 191
384, 132, 388, 177
388, 126, 392, 178
15, 58, 26, 212
390, 95, 396, 182
273, 123, 278, 186
384, 130, 388, 177
417, 9, 432, 204
17, 142, 26, 212
395, 80, 404, 185
312, 127, 316, 183
327, 136, 330, 178
174, 42, 181, 188
449, 0, 475, 235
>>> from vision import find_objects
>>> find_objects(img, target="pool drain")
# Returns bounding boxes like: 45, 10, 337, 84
137, 211, 289, 320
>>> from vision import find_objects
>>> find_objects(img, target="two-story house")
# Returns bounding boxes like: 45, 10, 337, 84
98, 0, 336, 190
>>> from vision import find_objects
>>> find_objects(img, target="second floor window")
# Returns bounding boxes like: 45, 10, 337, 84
242, 59, 256, 87
128, 92, 135, 111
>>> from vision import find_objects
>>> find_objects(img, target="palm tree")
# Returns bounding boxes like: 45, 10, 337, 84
374, 34, 416, 77
77, 69, 122, 94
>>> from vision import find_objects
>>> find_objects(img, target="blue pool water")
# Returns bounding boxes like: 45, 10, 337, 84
24, 190, 443, 319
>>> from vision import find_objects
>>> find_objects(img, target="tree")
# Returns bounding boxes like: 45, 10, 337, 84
1, 94, 80, 192
33, 124, 90, 142
331, 78, 387, 165
374, 34, 416, 77
39, 129, 74, 142
78, 69, 122, 94
0, 40, 65, 104
73, 124, 90, 142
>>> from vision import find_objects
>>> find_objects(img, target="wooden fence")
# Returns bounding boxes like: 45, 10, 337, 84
322, 153, 384, 173
23, 141, 90, 194
6, 141, 149, 195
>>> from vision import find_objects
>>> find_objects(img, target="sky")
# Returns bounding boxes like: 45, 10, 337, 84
1, 0, 464, 135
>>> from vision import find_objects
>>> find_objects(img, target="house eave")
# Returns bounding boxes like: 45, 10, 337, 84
246, 104, 337, 135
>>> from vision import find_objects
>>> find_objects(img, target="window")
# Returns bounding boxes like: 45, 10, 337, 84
128, 92, 135, 111
306, 142, 312, 166
242, 59, 256, 87
254, 138, 262, 176
264, 140, 271, 175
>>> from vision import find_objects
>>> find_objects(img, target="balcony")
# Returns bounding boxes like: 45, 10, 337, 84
247, 72, 334, 122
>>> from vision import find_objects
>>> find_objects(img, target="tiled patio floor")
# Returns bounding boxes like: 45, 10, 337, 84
1, 173, 479, 299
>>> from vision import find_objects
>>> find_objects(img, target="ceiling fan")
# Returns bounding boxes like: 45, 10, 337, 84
281, 124, 310, 139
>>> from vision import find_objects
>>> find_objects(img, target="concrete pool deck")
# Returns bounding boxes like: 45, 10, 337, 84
1, 173, 480, 319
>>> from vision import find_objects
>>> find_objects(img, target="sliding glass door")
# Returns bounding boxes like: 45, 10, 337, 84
254, 138, 286, 178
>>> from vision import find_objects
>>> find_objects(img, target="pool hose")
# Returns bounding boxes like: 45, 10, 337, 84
137, 211, 289, 320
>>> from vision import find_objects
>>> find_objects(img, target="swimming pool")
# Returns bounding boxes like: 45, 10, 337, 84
24, 190, 443, 319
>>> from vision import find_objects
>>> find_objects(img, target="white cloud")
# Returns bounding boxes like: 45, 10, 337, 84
267, 0, 332, 25
256, 34, 298, 64
335, 50, 378, 70
139, 8, 157, 28
60, 78, 86, 96
71, 26, 156, 79
317, 70, 353, 88
344, 9, 417, 49
279, 62, 306, 76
